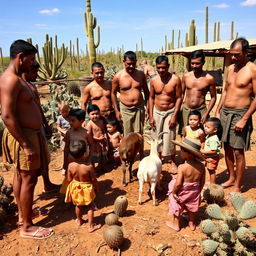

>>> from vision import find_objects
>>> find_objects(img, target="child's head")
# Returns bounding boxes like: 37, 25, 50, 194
59, 101, 70, 117
69, 140, 87, 159
188, 110, 201, 129
69, 108, 86, 129
204, 117, 222, 139
106, 119, 118, 134
87, 104, 100, 122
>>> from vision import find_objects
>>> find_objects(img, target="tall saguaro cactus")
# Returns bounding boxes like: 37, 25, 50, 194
84, 0, 100, 66
189, 19, 196, 46
230, 21, 234, 40
205, 6, 209, 43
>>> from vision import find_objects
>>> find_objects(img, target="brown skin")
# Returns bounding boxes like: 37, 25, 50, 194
82, 66, 113, 117
140, 60, 156, 77
167, 149, 205, 232
67, 154, 101, 232
215, 42, 256, 192
111, 57, 149, 122
182, 57, 216, 123
0, 52, 53, 238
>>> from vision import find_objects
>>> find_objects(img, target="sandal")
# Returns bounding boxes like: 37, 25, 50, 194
20, 227, 54, 239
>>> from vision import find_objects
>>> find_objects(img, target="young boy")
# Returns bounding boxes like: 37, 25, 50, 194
167, 138, 205, 232
65, 140, 101, 232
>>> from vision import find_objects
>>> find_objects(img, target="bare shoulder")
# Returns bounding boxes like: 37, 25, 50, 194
0, 70, 19, 90
248, 61, 256, 72
113, 69, 123, 80
205, 72, 215, 83
172, 73, 181, 83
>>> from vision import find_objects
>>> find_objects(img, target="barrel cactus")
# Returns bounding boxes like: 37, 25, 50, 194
103, 225, 124, 248
200, 219, 217, 235
114, 195, 128, 217
203, 184, 225, 204
105, 213, 119, 226
0, 176, 4, 188
236, 227, 256, 249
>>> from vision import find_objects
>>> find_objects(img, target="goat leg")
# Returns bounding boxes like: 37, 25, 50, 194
138, 181, 143, 205
151, 183, 158, 206
122, 162, 127, 186
129, 164, 133, 183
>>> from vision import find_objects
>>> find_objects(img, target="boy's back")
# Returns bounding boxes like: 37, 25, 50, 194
68, 161, 94, 183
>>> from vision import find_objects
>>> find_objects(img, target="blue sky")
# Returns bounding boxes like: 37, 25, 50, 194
0, 0, 255, 56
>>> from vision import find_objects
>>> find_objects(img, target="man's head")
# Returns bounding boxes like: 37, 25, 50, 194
123, 51, 137, 74
91, 62, 105, 83
190, 50, 205, 72
24, 61, 40, 82
230, 37, 249, 65
10, 39, 38, 73
69, 140, 88, 159
155, 56, 169, 77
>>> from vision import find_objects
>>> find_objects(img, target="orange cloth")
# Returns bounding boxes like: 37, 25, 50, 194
65, 180, 96, 206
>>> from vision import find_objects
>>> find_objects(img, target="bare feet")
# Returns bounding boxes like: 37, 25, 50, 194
221, 179, 235, 189
88, 223, 101, 233
75, 218, 86, 227
18, 208, 50, 226
166, 221, 180, 232
20, 226, 54, 239
188, 221, 196, 231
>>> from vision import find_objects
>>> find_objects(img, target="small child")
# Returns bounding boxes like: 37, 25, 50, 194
65, 140, 101, 232
184, 110, 205, 145
167, 138, 205, 232
200, 117, 222, 184
86, 104, 108, 170
106, 119, 122, 164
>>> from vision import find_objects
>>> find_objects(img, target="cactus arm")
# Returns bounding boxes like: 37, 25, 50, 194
94, 25, 100, 48
84, 13, 89, 36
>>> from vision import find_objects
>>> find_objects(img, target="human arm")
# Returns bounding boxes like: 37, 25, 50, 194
172, 166, 184, 202
111, 74, 122, 122
201, 76, 216, 123
148, 80, 156, 128
81, 85, 91, 111
200, 138, 218, 155
183, 126, 187, 138
141, 72, 149, 107
199, 170, 206, 192
199, 130, 205, 146
63, 131, 70, 170
66, 164, 73, 183
89, 166, 99, 193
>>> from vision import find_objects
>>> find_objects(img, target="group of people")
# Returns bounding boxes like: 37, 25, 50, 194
0, 37, 255, 238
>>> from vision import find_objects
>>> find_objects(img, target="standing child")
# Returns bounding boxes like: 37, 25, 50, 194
167, 138, 205, 232
184, 110, 205, 145
200, 117, 222, 184
106, 119, 122, 164
65, 140, 101, 232
86, 104, 108, 171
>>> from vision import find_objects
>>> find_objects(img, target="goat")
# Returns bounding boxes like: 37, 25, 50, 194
137, 132, 166, 206
119, 132, 144, 186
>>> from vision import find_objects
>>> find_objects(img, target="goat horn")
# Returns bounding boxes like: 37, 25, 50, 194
142, 134, 152, 141
158, 132, 167, 140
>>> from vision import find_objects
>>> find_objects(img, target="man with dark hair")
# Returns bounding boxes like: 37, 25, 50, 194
0, 39, 54, 238
215, 37, 256, 193
82, 62, 113, 119
179, 50, 216, 135
111, 51, 149, 136
149, 55, 182, 173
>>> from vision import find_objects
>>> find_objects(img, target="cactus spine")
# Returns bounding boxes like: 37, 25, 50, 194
205, 6, 209, 43
84, 0, 100, 66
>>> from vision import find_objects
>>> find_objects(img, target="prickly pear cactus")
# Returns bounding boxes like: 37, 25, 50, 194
0, 176, 4, 188
103, 225, 124, 248
236, 227, 256, 249
203, 184, 225, 204
230, 192, 245, 212
200, 219, 217, 235
238, 201, 256, 220
114, 196, 128, 217
202, 239, 219, 255
105, 213, 119, 226
206, 204, 224, 220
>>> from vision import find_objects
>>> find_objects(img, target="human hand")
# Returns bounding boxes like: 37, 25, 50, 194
169, 115, 177, 128
201, 113, 208, 124
116, 111, 123, 122
149, 117, 156, 129
234, 118, 247, 132
215, 111, 220, 119
173, 194, 181, 203
23, 146, 38, 163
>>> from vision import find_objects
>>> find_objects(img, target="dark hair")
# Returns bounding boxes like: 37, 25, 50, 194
156, 55, 169, 65
10, 39, 37, 59
205, 117, 223, 140
87, 104, 100, 114
230, 37, 249, 52
188, 110, 201, 121
92, 62, 104, 70
69, 108, 86, 121
190, 50, 205, 63
69, 140, 87, 159
123, 51, 136, 61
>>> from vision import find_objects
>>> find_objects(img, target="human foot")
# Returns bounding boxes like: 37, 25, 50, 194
166, 221, 180, 232
18, 208, 50, 226
88, 223, 101, 233
75, 218, 86, 227
188, 221, 196, 231
220, 180, 235, 189
20, 226, 54, 239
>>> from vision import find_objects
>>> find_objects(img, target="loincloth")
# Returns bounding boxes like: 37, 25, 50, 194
205, 155, 220, 171
2, 127, 48, 172
221, 106, 253, 150
178, 104, 207, 135
120, 101, 145, 137
65, 180, 96, 206
91, 137, 108, 163
167, 179, 201, 216
153, 106, 176, 156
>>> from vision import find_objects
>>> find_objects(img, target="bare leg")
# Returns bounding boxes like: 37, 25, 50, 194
13, 170, 22, 224
188, 212, 196, 231
75, 206, 84, 226
41, 167, 60, 192
208, 169, 216, 184
233, 149, 245, 192
222, 144, 235, 187
87, 204, 101, 233
166, 215, 180, 232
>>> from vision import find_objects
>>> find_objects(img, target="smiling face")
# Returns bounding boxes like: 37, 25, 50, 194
88, 109, 100, 122
123, 57, 137, 74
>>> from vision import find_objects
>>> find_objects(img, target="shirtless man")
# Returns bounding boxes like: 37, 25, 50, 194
141, 60, 157, 79
179, 50, 216, 135
111, 51, 149, 136
215, 38, 256, 192
0, 40, 54, 238
149, 56, 182, 173
82, 62, 113, 119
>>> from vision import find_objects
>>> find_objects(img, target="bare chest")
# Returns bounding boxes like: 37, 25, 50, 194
90, 86, 111, 100
227, 68, 252, 89
154, 81, 176, 95
119, 76, 142, 91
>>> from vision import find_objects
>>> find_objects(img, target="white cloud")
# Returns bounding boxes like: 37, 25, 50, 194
240, 0, 256, 6
213, 3, 230, 8
34, 24, 46, 27
38, 8, 60, 15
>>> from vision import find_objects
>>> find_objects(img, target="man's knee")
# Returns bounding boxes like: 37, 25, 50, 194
234, 149, 245, 159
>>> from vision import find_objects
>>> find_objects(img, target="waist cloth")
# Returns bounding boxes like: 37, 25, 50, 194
91, 137, 108, 163
65, 180, 96, 206
220, 106, 253, 150
120, 101, 145, 137
2, 127, 49, 171
178, 104, 207, 135
153, 106, 176, 156
167, 178, 201, 216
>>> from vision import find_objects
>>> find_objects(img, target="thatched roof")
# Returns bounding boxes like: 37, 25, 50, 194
164, 38, 256, 58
